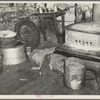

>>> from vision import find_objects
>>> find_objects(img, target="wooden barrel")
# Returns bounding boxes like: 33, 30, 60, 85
1, 41, 27, 65
0, 30, 17, 48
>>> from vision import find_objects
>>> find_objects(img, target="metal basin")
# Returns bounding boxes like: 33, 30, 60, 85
1, 41, 27, 65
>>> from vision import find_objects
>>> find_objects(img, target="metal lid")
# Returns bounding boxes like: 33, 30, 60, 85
65, 22, 100, 35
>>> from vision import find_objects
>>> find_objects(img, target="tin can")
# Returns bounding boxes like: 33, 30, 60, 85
39, 7, 43, 13
54, 5, 57, 12
26, 47, 31, 55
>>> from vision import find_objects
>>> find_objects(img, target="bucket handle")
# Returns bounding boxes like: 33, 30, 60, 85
85, 68, 97, 80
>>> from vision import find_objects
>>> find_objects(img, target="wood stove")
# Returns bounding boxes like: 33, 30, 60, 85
55, 22, 100, 90
54, 4, 100, 90
65, 22, 100, 54
55, 22, 100, 59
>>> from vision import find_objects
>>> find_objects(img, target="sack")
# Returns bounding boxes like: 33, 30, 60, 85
49, 54, 66, 73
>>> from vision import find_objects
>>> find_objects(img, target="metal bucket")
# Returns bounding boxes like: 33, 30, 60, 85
1, 41, 27, 65
64, 57, 85, 90
0, 30, 17, 48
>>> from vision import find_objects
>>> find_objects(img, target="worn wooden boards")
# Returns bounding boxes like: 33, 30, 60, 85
0, 59, 99, 95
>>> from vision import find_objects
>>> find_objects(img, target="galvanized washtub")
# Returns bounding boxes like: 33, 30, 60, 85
1, 41, 27, 65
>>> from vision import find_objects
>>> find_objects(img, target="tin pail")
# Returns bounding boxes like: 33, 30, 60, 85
64, 57, 85, 90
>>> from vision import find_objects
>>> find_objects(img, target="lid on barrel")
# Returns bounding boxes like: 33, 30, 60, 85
0, 30, 16, 38
65, 22, 100, 35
